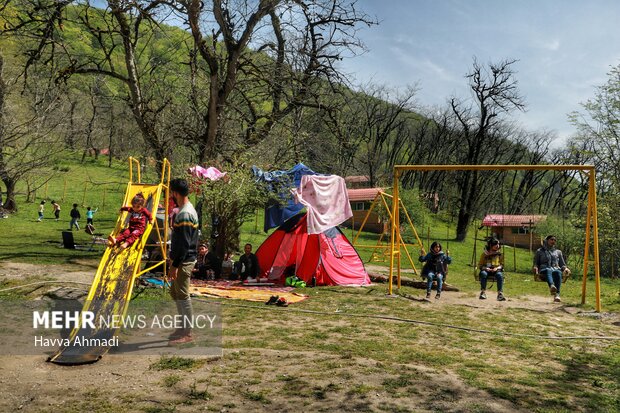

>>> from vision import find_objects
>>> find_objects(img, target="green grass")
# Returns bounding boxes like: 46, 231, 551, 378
150, 356, 206, 371
242, 390, 271, 404
187, 380, 212, 401
161, 374, 182, 387
0, 154, 131, 264
218, 286, 620, 412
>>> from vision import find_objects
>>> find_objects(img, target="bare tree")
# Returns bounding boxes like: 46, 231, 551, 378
450, 58, 526, 241
0, 55, 66, 212
173, 0, 376, 162
1, 0, 187, 166
570, 64, 620, 184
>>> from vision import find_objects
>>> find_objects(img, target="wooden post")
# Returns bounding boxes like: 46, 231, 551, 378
513, 238, 517, 272
427, 226, 430, 250
62, 178, 67, 202
254, 208, 259, 233
471, 224, 478, 268
81, 182, 87, 206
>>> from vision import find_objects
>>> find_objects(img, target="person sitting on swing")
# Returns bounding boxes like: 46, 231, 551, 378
419, 241, 451, 299
478, 238, 506, 301
533, 235, 570, 303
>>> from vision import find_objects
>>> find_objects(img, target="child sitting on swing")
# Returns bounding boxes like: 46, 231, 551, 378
108, 193, 153, 250
478, 238, 506, 301
419, 241, 452, 299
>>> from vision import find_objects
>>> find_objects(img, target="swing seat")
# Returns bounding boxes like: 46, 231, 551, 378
422, 263, 449, 283
534, 270, 570, 283
474, 270, 507, 283
370, 251, 383, 262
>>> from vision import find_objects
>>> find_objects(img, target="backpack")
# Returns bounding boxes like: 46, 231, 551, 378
285, 275, 307, 288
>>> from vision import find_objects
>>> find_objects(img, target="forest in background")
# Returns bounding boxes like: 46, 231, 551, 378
1, 1, 620, 275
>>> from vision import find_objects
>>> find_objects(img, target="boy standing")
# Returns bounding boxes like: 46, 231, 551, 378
69, 204, 81, 230
168, 179, 199, 345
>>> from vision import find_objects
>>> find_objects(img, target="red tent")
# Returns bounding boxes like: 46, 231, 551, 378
256, 213, 371, 286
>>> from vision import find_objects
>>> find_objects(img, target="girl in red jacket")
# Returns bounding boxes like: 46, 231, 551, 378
108, 193, 153, 249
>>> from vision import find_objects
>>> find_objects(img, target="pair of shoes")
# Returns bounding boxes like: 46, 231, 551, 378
435, 292, 441, 299
168, 328, 185, 340
265, 295, 279, 305
425, 291, 431, 299
275, 297, 289, 307
479, 291, 487, 300
497, 292, 506, 301
168, 333, 193, 346
549, 285, 558, 294
554, 294, 561, 303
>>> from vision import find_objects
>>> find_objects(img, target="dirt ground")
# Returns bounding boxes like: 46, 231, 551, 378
1, 261, 618, 413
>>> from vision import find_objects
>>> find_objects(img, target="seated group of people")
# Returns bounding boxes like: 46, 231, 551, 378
419, 235, 570, 303
192, 242, 260, 282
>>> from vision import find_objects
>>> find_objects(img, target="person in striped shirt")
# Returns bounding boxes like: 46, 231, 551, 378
167, 178, 199, 345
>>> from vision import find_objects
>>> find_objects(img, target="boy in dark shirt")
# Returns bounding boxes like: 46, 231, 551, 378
69, 204, 81, 231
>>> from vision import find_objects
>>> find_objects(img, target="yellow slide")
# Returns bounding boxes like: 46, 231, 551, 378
49, 158, 170, 365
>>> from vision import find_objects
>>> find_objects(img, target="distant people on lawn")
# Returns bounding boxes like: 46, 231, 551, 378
37, 200, 46, 222
52, 200, 61, 221
478, 238, 506, 301
419, 241, 452, 300
237, 243, 259, 282
69, 203, 81, 230
108, 193, 152, 250
534, 235, 570, 303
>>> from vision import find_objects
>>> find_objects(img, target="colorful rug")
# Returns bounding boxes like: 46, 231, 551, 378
189, 280, 308, 304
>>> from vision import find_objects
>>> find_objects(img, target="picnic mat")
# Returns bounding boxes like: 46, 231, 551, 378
189, 281, 308, 304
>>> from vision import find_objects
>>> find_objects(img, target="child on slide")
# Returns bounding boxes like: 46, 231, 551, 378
108, 193, 153, 250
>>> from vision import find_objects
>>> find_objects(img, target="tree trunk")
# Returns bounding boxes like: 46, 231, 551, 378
2, 178, 17, 212
455, 169, 472, 241
199, 74, 221, 163
455, 208, 470, 242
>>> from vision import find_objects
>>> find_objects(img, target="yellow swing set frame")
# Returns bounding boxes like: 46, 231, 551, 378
388, 164, 602, 312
